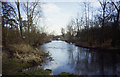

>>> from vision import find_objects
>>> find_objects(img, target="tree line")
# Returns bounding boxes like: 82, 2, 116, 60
1, 1, 52, 75
61, 0, 120, 47
2, 1, 50, 47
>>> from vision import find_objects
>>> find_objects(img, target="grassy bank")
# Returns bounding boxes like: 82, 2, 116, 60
2, 43, 52, 75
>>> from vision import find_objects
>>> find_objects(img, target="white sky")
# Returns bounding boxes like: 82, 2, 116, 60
39, 1, 101, 35
8, 0, 102, 35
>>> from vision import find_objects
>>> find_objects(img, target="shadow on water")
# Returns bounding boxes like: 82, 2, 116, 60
32, 40, 120, 75
68, 48, 120, 75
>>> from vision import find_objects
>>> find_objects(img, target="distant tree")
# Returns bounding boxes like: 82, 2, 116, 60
61, 28, 65, 37
83, 2, 88, 29
87, 2, 90, 28
76, 17, 80, 32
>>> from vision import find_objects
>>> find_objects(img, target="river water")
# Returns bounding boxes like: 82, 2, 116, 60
25, 40, 120, 75
39, 40, 120, 75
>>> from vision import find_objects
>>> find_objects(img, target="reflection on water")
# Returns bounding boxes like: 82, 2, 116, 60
39, 40, 120, 75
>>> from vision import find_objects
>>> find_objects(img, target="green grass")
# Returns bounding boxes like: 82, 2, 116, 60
2, 52, 52, 75
58, 72, 74, 75
21, 69, 52, 75
2, 56, 23, 74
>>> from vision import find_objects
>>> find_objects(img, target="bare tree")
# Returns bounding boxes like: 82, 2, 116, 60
98, 0, 109, 28
22, 1, 42, 33
110, 0, 120, 46
16, 0, 23, 37
83, 2, 88, 29
2, 2, 18, 46
111, 0, 120, 26
87, 2, 90, 28
61, 28, 65, 37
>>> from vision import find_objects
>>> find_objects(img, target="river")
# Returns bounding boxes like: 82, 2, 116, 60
25, 40, 120, 75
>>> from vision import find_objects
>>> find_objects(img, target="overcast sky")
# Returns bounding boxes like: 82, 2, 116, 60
7, 0, 120, 35
39, 1, 101, 35
10, 0, 101, 35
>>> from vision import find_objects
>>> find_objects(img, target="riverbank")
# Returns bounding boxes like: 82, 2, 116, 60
2, 43, 52, 75
64, 40, 120, 51
2, 42, 75, 75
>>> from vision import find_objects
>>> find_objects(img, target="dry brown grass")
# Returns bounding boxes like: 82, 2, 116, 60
8, 43, 49, 64
12, 44, 34, 53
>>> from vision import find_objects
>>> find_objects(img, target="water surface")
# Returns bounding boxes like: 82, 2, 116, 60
39, 40, 120, 75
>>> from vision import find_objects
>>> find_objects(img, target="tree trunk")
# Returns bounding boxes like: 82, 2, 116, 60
111, 10, 120, 46
16, 0, 23, 38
